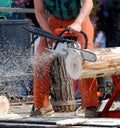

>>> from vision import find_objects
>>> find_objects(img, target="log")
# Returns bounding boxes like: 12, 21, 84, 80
83, 47, 120, 69
50, 47, 120, 112
50, 56, 76, 112
65, 47, 120, 79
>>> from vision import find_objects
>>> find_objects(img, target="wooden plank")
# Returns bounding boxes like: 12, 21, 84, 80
0, 7, 34, 13
56, 118, 87, 126
56, 117, 120, 126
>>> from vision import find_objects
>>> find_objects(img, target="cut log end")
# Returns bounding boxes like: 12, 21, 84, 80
0, 95, 10, 115
65, 50, 84, 80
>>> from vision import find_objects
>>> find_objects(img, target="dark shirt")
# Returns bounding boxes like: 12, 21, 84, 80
43, 0, 81, 20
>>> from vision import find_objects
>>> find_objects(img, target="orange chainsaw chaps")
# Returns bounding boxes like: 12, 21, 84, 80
77, 16, 94, 49
80, 78, 99, 108
34, 39, 53, 108
34, 15, 98, 108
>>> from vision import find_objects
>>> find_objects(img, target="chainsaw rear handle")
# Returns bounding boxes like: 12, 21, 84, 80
79, 31, 88, 49
63, 28, 88, 49
53, 28, 88, 50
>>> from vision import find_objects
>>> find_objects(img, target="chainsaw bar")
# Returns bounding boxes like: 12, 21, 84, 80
76, 48, 97, 62
23, 26, 72, 43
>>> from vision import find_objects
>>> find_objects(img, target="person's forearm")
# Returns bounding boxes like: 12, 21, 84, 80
34, 0, 52, 33
35, 12, 52, 33
68, 0, 93, 32
75, 0, 93, 24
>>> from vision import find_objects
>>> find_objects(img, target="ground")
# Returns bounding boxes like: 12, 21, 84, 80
0, 100, 120, 127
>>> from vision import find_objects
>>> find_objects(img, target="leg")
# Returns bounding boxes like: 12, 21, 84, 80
32, 38, 55, 116
78, 17, 99, 117
77, 16, 94, 49
80, 78, 99, 108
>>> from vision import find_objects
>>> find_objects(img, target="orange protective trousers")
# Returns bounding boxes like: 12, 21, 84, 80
34, 15, 99, 109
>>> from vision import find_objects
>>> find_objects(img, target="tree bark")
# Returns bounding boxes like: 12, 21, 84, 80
50, 56, 76, 112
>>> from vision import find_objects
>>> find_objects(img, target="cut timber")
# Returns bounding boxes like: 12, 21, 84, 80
0, 96, 10, 115
65, 47, 120, 79
56, 118, 87, 126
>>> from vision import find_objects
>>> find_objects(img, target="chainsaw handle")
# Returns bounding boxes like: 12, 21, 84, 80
59, 28, 70, 36
80, 31, 88, 49
58, 28, 88, 49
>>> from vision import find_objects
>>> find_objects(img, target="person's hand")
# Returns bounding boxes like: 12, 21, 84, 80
68, 20, 82, 36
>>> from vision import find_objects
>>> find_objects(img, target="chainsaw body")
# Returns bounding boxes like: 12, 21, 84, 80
23, 26, 97, 62
52, 28, 81, 55
51, 28, 96, 62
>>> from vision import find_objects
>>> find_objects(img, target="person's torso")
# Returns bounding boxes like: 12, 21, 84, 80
43, 0, 81, 20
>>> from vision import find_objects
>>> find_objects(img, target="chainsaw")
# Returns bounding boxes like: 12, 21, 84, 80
23, 26, 96, 62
